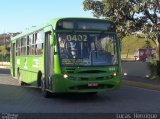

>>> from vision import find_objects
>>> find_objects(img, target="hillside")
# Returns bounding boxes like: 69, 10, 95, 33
0, 46, 7, 54
121, 35, 156, 60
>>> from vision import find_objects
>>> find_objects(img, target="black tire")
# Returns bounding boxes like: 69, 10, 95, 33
41, 78, 51, 98
87, 92, 97, 95
37, 71, 42, 87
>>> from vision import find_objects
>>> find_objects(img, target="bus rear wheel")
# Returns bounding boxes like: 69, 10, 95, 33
37, 71, 42, 87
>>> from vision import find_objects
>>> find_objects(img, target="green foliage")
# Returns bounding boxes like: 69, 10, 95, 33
83, 0, 160, 58
149, 60, 159, 80
0, 46, 7, 54
0, 46, 10, 62
83, 0, 104, 17
142, 40, 152, 48
83, 0, 160, 38
149, 60, 157, 74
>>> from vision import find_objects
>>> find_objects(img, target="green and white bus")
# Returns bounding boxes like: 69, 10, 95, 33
10, 18, 121, 97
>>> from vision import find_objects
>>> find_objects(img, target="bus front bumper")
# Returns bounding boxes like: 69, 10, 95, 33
52, 75, 121, 93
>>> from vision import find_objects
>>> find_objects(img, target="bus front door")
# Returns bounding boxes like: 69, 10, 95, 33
44, 32, 53, 90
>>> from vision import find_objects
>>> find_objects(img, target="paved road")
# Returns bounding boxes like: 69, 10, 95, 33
0, 69, 160, 118
0, 76, 160, 113
0, 68, 10, 74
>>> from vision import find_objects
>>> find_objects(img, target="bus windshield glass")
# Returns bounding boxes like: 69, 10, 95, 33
58, 33, 118, 66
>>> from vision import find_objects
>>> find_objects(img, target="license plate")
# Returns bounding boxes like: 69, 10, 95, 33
88, 82, 98, 87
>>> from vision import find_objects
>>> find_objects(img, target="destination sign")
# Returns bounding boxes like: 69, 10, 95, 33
66, 34, 88, 42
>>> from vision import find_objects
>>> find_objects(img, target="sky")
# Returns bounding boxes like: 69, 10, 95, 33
0, 0, 93, 34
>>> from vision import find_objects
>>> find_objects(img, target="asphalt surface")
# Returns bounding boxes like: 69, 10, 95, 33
0, 68, 160, 119
0, 82, 160, 113
123, 76, 160, 86
0, 68, 10, 74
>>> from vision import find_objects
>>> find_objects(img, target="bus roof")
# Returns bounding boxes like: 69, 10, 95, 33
11, 17, 114, 42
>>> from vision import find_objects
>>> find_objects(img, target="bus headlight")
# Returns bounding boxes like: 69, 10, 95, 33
64, 74, 68, 79
113, 73, 117, 76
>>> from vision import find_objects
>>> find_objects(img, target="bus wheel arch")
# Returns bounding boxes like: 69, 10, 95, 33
37, 71, 42, 87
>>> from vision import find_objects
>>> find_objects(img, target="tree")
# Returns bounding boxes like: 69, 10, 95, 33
83, 0, 160, 59
143, 40, 152, 48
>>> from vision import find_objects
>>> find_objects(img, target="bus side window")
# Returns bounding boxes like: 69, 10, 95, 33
35, 31, 44, 55
16, 39, 21, 56
27, 35, 29, 55
16, 40, 18, 56
21, 37, 27, 56
36, 44, 43, 55
27, 34, 34, 55
31, 34, 35, 55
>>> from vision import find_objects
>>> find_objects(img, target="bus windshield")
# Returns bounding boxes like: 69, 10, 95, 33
57, 32, 118, 66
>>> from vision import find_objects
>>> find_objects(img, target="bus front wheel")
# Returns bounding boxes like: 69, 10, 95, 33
41, 78, 51, 98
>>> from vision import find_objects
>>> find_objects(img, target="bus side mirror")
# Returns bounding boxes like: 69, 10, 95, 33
50, 34, 55, 46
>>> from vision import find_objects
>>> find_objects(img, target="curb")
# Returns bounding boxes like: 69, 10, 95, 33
0, 75, 19, 86
122, 80, 160, 91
